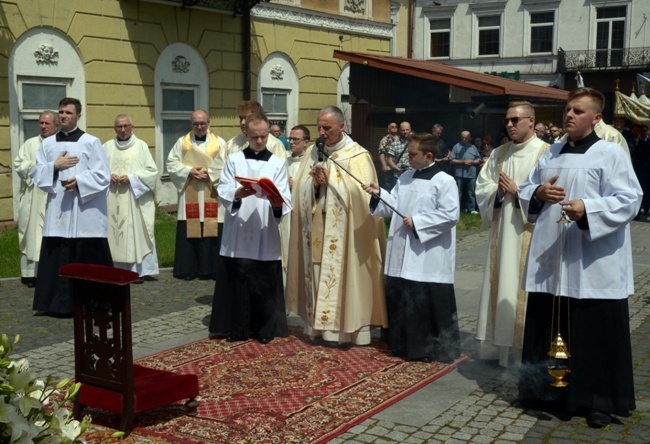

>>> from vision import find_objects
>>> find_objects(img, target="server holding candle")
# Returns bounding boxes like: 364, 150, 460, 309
517, 87, 642, 428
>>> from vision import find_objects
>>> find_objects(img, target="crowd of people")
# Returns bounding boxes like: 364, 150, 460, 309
15, 87, 642, 429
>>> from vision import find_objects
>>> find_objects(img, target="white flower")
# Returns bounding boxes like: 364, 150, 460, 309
0, 334, 89, 444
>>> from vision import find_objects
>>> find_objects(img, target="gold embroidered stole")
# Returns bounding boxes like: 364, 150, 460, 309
488, 141, 549, 347
182, 131, 220, 238
299, 143, 363, 331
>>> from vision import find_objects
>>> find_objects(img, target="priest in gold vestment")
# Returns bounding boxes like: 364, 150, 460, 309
286, 106, 387, 346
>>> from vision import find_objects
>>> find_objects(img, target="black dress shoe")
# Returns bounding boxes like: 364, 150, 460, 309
226, 335, 244, 342
587, 410, 611, 428
183, 273, 197, 281
21, 277, 36, 287
257, 336, 273, 344
134, 277, 145, 284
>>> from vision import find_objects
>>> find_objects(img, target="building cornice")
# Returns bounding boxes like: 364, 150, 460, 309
467, 0, 507, 14
252, 3, 393, 39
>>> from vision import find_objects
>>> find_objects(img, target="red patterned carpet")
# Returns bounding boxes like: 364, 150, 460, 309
83, 330, 468, 443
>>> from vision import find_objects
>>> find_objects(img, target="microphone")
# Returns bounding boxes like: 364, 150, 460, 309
316, 137, 326, 162
312, 137, 405, 218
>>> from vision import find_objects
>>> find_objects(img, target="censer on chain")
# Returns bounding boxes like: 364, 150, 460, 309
547, 205, 571, 387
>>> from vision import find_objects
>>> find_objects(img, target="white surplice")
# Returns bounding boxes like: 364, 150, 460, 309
475, 136, 549, 366
30, 132, 111, 238
218, 148, 291, 261
14, 135, 48, 276
372, 166, 459, 283
519, 140, 642, 300
103, 135, 159, 276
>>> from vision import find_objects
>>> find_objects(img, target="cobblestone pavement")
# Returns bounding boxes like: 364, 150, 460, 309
1, 221, 649, 443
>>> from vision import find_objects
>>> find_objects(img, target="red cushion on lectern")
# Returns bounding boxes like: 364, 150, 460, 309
59, 263, 139, 286
78, 365, 199, 414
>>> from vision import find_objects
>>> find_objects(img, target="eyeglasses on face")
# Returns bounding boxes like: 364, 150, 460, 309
503, 116, 532, 126
192, 122, 208, 127
115, 124, 132, 129
288, 137, 307, 142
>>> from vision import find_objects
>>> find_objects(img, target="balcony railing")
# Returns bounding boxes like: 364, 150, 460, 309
557, 47, 650, 73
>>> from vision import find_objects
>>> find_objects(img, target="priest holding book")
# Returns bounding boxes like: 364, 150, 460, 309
209, 112, 291, 344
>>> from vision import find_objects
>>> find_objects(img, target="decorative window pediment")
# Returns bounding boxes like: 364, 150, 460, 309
468, 0, 507, 14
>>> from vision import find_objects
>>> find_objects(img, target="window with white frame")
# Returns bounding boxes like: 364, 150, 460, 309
161, 86, 196, 173
595, 5, 626, 68
18, 79, 68, 140
154, 42, 208, 187
530, 11, 554, 54
9, 27, 85, 219
429, 18, 451, 58
478, 15, 501, 56
262, 90, 289, 134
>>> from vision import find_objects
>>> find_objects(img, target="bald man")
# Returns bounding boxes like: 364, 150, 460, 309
166, 109, 227, 281
14, 110, 59, 287
450, 130, 482, 213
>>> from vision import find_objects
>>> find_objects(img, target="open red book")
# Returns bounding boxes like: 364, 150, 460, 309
235, 176, 290, 208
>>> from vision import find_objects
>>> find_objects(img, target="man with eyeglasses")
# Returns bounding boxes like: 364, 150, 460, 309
286, 125, 310, 189
166, 109, 227, 281
14, 110, 59, 288
475, 101, 550, 367
550, 125, 563, 143
280, 125, 311, 283
103, 114, 159, 283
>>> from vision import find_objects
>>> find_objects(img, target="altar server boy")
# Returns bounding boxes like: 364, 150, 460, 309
363, 133, 461, 362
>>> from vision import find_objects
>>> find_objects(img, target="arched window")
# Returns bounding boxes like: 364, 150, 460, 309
8, 27, 85, 217
258, 53, 298, 138
154, 43, 209, 175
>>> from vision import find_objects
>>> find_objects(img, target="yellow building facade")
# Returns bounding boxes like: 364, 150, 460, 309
0, 0, 400, 220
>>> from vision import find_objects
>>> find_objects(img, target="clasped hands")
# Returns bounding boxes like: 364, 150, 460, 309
535, 175, 584, 221
111, 173, 130, 185
497, 172, 518, 199
361, 182, 414, 231
311, 165, 328, 187
190, 167, 210, 182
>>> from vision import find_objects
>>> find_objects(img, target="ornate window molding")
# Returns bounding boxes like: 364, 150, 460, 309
342, 0, 369, 18
34, 44, 59, 65
252, 3, 391, 39
172, 55, 191, 73
468, 0, 507, 14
